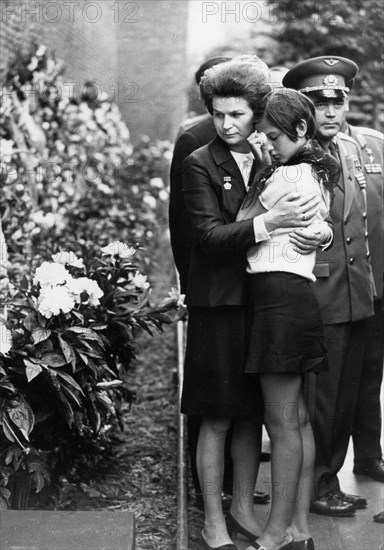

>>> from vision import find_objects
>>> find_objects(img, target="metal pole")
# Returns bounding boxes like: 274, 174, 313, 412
176, 315, 188, 550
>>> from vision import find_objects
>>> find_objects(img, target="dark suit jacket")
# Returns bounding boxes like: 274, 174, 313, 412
348, 125, 384, 300
182, 137, 257, 307
169, 116, 216, 293
312, 133, 374, 324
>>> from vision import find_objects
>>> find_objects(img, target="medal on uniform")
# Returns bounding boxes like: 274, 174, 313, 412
364, 148, 382, 173
223, 176, 232, 190
356, 172, 366, 189
353, 155, 362, 171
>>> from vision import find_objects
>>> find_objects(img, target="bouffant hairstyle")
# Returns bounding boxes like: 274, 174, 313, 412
199, 59, 272, 116
256, 88, 317, 141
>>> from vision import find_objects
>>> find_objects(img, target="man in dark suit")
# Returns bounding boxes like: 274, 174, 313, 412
169, 115, 216, 293
283, 56, 376, 517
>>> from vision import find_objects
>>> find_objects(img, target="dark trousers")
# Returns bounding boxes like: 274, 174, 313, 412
352, 300, 384, 461
306, 319, 368, 499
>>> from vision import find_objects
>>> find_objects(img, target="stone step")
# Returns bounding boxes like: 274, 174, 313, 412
0, 510, 135, 550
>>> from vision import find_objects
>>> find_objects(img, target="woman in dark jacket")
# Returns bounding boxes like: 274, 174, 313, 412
180, 60, 326, 550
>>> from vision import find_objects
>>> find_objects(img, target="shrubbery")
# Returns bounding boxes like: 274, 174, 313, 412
0, 44, 181, 508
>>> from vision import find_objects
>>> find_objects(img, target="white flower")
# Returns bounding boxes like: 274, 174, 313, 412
51, 251, 85, 269
96, 182, 112, 195
168, 287, 185, 308
67, 277, 103, 306
31, 211, 56, 229
27, 56, 39, 71
34, 262, 70, 288
131, 185, 139, 195
101, 242, 136, 259
159, 287, 185, 308
150, 177, 164, 189
38, 285, 75, 318
0, 321, 12, 355
35, 45, 46, 57
130, 272, 150, 290
0, 139, 14, 162
143, 195, 157, 209
159, 189, 169, 202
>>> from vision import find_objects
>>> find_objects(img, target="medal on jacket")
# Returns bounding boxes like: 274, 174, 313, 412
353, 155, 362, 171
355, 171, 367, 189
364, 148, 382, 173
223, 176, 232, 190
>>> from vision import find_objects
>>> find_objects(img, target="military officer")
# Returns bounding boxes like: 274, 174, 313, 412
283, 56, 376, 517
344, 120, 384, 483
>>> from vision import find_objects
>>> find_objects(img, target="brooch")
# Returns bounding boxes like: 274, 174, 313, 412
223, 176, 232, 190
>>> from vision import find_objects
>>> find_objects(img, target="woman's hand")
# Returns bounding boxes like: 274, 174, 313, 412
247, 131, 271, 170
263, 192, 321, 233
289, 223, 332, 255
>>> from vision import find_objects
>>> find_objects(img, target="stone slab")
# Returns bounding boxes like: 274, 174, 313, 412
0, 511, 135, 550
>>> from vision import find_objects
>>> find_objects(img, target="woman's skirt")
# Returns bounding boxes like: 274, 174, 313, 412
181, 306, 261, 417
245, 272, 328, 375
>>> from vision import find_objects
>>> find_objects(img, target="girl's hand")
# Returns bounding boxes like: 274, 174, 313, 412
247, 131, 271, 169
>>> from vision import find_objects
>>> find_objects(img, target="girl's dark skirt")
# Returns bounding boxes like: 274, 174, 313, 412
245, 272, 328, 375
181, 306, 261, 417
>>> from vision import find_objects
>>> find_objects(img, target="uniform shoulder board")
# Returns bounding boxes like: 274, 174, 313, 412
354, 126, 384, 141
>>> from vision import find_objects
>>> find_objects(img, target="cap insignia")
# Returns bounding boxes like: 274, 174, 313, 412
323, 74, 339, 86
324, 58, 340, 66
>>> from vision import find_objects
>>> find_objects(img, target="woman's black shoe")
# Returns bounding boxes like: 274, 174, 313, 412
251, 541, 293, 550
225, 513, 258, 543
373, 511, 384, 523
201, 531, 237, 550
291, 538, 315, 550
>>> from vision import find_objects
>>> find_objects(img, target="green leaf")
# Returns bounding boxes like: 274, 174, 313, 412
0, 380, 16, 393
96, 380, 123, 388
56, 370, 85, 395
1, 415, 29, 449
7, 398, 35, 438
91, 323, 108, 331
58, 335, 76, 369
28, 462, 50, 492
23, 312, 38, 333
59, 383, 82, 407
66, 327, 104, 345
45, 369, 61, 390
31, 328, 51, 344
40, 353, 68, 368
24, 360, 43, 382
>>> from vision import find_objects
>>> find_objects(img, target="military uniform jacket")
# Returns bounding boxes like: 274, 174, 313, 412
348, 125, 384, 300
312, 133, 374, 324
182, 136, 256, 307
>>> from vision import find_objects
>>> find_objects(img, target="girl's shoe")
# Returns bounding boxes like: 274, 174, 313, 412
201, 530, 237, 550
291, 539, 315, 550
226, 512, 259, 543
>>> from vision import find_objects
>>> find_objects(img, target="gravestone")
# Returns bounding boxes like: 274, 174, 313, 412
0, 510, 135, 550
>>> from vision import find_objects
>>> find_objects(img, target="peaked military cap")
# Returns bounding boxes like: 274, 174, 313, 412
282, 56, 358, 98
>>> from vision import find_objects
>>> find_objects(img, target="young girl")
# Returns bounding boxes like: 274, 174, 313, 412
237, 89, 339, 550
